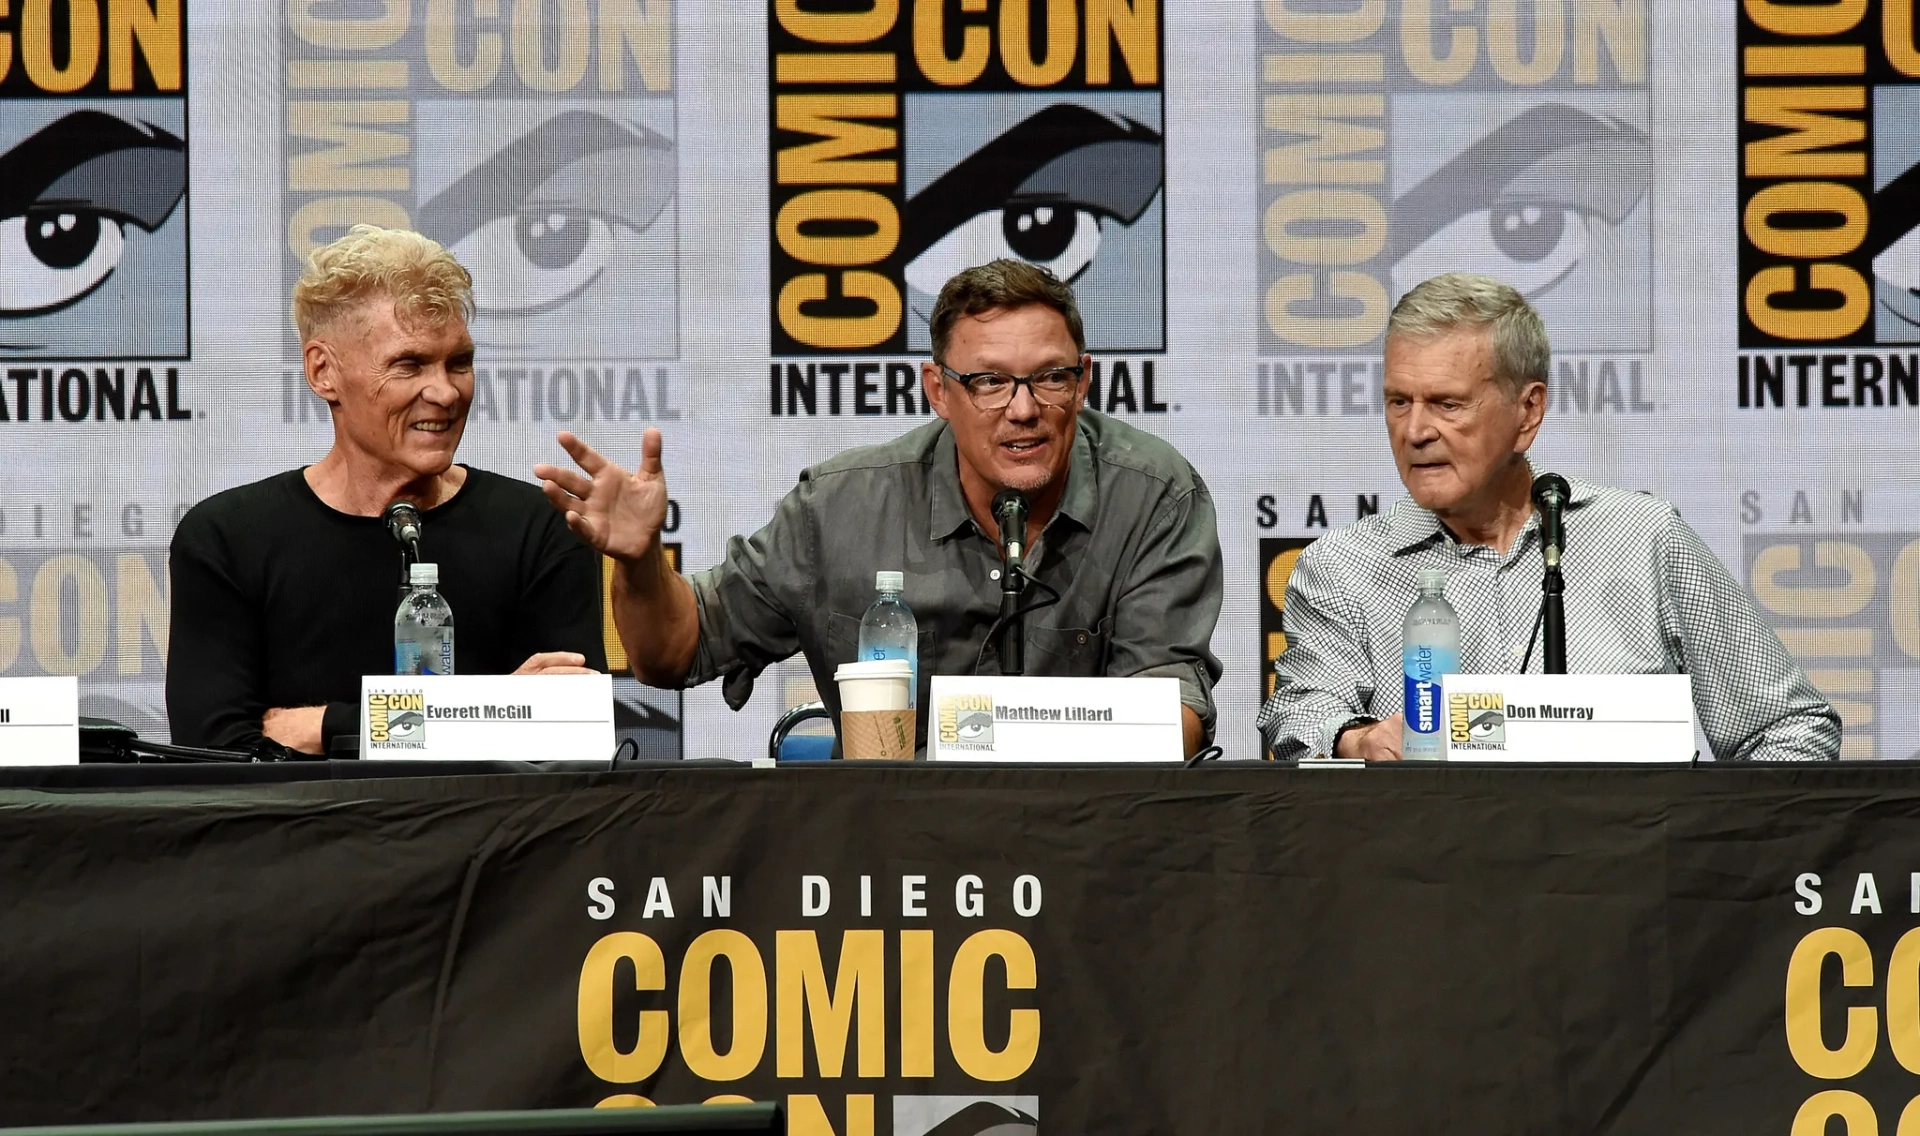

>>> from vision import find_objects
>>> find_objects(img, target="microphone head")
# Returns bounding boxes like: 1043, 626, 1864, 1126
991, 488, 1029, 519
1531, 472, 1571, 508
383, 501, 423, 544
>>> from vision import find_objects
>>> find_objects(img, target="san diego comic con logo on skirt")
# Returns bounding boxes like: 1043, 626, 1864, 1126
767, 0, 1165, 357
366, 690, 426, 750
0, 0, 188, 363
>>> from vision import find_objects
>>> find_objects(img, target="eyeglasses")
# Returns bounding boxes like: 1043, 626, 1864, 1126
938, 364, 1085, 410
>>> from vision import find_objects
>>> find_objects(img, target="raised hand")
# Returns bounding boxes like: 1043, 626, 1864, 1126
535, 428, 670, 563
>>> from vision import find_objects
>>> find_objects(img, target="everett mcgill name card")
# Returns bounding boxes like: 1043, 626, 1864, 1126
359, 673, 614, 761
927, 675, 1183, 762
0, 676, 79, 765
1439, 673, 1695, 763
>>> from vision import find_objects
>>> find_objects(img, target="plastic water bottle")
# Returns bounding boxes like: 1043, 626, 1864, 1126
856, 570, 918, 708
1401, 568, 1460, 761
395, 562, 455, 676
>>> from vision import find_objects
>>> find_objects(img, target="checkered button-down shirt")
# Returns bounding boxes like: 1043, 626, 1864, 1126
1256, 475, 1841, 762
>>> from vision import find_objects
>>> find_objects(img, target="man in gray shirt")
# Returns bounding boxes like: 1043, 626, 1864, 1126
536, 260, 1223, 754
1257, 272, 1838, 762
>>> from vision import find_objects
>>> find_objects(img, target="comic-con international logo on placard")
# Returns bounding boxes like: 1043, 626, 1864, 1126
281, 3, 681, 427
366, 690, 426, 750
937, 692, 995, 750
1255, 2, 1651, 418
1447, 691, 1506, 751
1, 1, 188, 367
1735, 2, 1920, 409
767, 0, 1165, 365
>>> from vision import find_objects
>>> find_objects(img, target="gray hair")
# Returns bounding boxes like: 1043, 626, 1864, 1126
1387, 273, 1550, 397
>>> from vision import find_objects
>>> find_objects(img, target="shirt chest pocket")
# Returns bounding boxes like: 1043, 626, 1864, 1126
1027, 617, 1111, 676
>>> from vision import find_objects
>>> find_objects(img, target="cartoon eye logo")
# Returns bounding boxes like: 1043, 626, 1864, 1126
1390, 104, 1649, 303
418, 110, 674, 317
387, 711, 425, 740
921, 1101, 1038, 1136
956, 712, 994, 741
0, 111, 185, 319
1469, 712, 1505, 739
904, 104, 1162, 296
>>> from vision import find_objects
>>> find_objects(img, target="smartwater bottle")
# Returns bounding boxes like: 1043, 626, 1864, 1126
1401, 568, 1460, 761
856, 570, 918, 707
395, 562, 455, 676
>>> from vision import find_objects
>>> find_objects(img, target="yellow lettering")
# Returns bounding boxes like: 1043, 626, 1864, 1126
108, 0, 180, 90
900, 930, 934, 1078
947, 930, 1039, 1082
23, 0, 99, 92
1889, 0, 1920, 77
777, 930, 886, 1078
1401, 0, 1476, 84
1744, 87, 1867, 178
115, 554, 166, 676
1745, 264, 1870, 340
1753, 542, 1875, 617
1785, 927, 1877, 1079
680, 930, 768, 1081
1265, 190, 1387, 266
512, 0, 590, 92
1487, 0, 1564, 85
601, 0, 671, 91
786, 1095, 875, 1136
1265, 272, 1388, 347
287, 102, 411, 192
1000, 0, 1075, 86
776, 94, 898, 185
287, 0, 408, 51
1572, 0, 1644, 83
1085, 0, 1156, 83
30, 555, 108, 675
1791, 1091, 1878, 1136
0, 559, 18, 671
426, 0, 502, 93
1264, 0, 1385, 41
1263, 94, 1385, 185
1742, 182, 1867, 259
913, 0, 988, 85
286, 196, 413, 260
776, 190, 899, 267
1746, 0, 1866, 37
777, 0, 897, 43
577, 933, 669, 1084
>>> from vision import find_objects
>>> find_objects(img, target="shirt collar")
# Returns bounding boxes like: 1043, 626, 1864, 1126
927, 415, 1099, 542
1384, 458, 1597, 556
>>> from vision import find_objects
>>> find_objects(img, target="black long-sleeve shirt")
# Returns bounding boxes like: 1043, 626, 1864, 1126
166, 466, 606, 751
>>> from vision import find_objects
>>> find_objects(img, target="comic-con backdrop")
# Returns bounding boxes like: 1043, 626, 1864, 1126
2, 0, 1911, 759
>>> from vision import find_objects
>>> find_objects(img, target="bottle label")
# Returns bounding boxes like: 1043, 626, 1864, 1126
1403, 645, 1459, 735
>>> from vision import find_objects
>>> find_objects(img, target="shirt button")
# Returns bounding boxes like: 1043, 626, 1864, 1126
1077, 633, 1088, 644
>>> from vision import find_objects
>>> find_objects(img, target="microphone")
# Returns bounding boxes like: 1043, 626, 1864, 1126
1530, 473, 1570, 569
992, 488, 1030, 570
383, 501, 423, 560
1530, 472, 1571, 675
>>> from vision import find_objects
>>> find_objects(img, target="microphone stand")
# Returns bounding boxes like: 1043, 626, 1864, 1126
996, 557, 1026, 675
1542, 555, 1566, 674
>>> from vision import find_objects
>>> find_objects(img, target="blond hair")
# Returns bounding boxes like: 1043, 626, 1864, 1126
1387, 272, 1550, 397
292, 224, 474, 343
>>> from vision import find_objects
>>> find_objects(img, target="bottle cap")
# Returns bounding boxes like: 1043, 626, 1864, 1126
875, 570, 904, 593
1417, 568, 1447, 593
410, 562, 439, 586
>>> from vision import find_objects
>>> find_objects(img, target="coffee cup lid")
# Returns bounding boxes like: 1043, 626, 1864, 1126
835, 659, 912, 682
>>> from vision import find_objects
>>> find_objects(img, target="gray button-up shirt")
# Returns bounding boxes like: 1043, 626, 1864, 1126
687, 410, 1224, 747
1256, 474, 1841, 762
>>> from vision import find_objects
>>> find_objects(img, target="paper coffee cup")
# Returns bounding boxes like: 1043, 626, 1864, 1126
835, 659, 914, 759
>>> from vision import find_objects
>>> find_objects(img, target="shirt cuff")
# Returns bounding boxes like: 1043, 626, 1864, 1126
321, 701, 357, 756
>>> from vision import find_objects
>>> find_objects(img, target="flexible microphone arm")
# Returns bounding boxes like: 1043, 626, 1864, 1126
991, 489, 1030, 675
1530, 473, 1571, 674
383, 501, 424, 584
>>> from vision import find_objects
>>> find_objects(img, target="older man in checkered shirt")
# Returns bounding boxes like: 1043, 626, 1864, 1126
1257, 273, 1839, 763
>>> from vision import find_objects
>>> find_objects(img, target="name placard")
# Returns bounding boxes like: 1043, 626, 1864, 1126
927, 676, 1182, 762
0, 676, 79, 765
1439, 674, 1695, 763
359, 674, 614, 761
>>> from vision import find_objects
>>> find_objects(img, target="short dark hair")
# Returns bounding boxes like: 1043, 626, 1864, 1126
927, 259, 1086, 362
